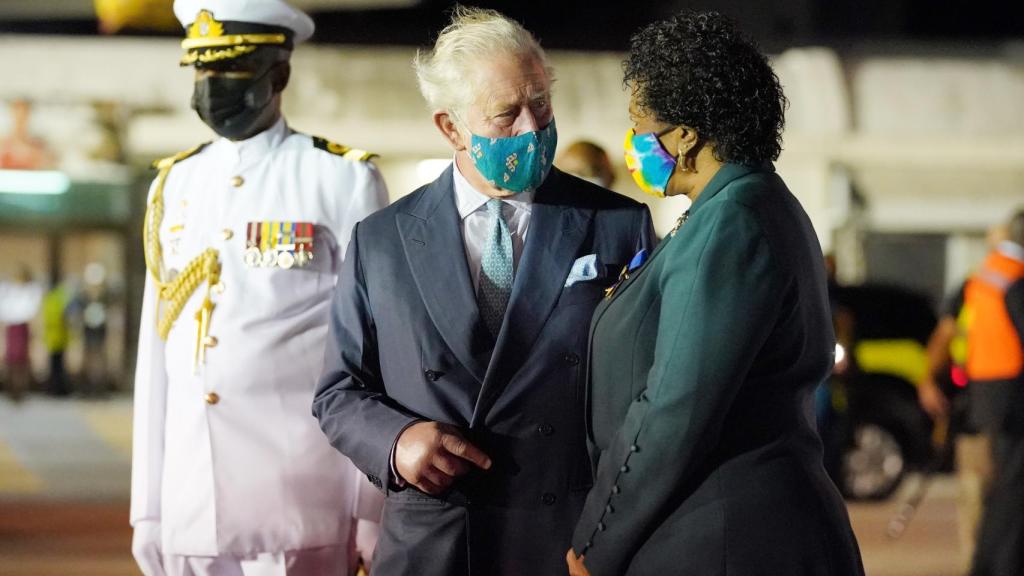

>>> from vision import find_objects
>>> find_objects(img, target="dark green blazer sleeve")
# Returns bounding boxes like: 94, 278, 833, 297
573, 198, 787, 575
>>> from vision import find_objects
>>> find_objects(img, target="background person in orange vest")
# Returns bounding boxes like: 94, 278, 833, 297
964, 208, 1024, 576
918, 223, 1007, 568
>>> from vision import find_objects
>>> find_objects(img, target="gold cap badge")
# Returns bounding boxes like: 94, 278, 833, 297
187, 10, 224, 41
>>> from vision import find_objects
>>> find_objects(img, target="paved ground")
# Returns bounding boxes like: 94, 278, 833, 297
849, 476, 966, 576
0, 395, 136, 575
0, 396, 970, 575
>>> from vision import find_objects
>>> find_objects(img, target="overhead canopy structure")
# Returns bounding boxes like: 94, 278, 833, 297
1, 34, 1022, 245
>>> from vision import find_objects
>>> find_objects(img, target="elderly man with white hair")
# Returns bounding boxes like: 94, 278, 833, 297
313, 6, 653, 576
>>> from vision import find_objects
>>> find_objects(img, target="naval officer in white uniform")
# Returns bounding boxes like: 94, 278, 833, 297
130, 1, 389, 574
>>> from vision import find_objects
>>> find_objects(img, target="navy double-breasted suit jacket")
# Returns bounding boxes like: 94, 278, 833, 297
313, 166, 652, 575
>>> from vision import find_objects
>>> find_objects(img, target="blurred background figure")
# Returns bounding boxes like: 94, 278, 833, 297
962, 209, 1024, 576
78, 262, 110, 397
556, 140, 616, 189
916, 221, 1010, 570
0, 266, 43, 402
0, 99, 55, 170
41, 273, 71, 397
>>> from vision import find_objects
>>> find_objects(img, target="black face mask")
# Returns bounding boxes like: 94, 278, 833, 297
191, 65, 277, 140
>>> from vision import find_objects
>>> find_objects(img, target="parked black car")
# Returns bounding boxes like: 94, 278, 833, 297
820, 283, 939, 500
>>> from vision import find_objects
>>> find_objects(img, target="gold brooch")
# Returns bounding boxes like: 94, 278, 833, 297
669, 210, 690, 237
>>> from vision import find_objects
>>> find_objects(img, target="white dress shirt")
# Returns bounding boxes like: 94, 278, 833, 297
452, 157, 533, 291
388, 158, 534, 489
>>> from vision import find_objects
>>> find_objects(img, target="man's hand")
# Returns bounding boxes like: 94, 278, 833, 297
567, 549, 591, 576
395, 421, 492, 495
917, 377, 949, 420
131, 519, 166, 576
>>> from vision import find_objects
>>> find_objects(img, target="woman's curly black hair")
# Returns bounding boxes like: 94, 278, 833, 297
624, 11, 787, 165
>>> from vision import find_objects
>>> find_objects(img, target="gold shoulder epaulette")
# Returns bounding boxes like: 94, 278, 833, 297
151, 142, 211, 170
312, 136, 378, 162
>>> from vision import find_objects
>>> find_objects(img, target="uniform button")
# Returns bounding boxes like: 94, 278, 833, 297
424, 369, 440, 381
597, 522, 606, 531
205, 392, 220, 405
221, 229, 234, 241
620, 465, 629, 473
212, 281, 226, 294
230, 175, 244, 187
203, 336, 218, 347
541, 493, 557, 505
630, 444, 639, 453
606, 504, 614, 514
537, 423, 555, 436
585, 541, 593, 549
612, 485, 621, 494
563, 352, 580, 366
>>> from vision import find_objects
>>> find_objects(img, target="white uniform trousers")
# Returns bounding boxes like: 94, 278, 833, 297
165, 543, 353, 576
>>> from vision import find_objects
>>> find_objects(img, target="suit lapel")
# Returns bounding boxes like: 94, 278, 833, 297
398, 167, 491, 385
471, 169, 592, 425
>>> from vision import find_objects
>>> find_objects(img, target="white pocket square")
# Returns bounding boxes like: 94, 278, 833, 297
564, 254, 601, 287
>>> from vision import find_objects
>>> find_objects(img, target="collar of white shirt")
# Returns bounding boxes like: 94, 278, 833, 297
214, 116, 290, 168
451, 156, 534, 220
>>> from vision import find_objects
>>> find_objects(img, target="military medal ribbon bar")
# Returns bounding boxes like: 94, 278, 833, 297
244, 220, 315, 269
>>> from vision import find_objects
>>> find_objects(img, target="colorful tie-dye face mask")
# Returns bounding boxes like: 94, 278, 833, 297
468, 120, 558, 193
623, 128, 677, 198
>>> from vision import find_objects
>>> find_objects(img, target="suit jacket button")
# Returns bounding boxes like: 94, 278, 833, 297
542, 493, 557, 505
204, 392, 219, 405
424, 369, 440, 381
563, 352, 580, 366
537, 423, 555, 436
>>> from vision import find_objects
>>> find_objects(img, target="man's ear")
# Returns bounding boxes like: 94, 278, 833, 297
434, 110, 467, 152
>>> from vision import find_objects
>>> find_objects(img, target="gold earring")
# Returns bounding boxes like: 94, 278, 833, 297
677, 152, 692, 173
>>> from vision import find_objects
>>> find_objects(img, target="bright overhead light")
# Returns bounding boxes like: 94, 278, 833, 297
0, 169, 71, 195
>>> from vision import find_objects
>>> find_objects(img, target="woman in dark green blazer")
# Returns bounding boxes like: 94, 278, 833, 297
567, 12, 864, 576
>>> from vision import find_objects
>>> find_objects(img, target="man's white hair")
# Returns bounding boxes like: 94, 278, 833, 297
413, 6, 553, 118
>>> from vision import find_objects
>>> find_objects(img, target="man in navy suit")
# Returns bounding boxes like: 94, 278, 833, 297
313, 7, 652, 576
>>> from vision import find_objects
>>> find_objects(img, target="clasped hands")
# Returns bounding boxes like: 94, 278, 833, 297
397, 422, 592, 574
395, 421, 492, 494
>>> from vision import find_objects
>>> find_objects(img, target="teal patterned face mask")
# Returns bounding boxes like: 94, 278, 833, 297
468, 120, 558, 193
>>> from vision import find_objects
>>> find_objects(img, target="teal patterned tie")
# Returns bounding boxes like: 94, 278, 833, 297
479, 198, 513, 337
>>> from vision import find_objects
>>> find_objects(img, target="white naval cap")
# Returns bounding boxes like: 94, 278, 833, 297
174, 0, 314, 66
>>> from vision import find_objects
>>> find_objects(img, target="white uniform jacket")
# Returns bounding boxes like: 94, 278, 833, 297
130, 117, 388, 557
